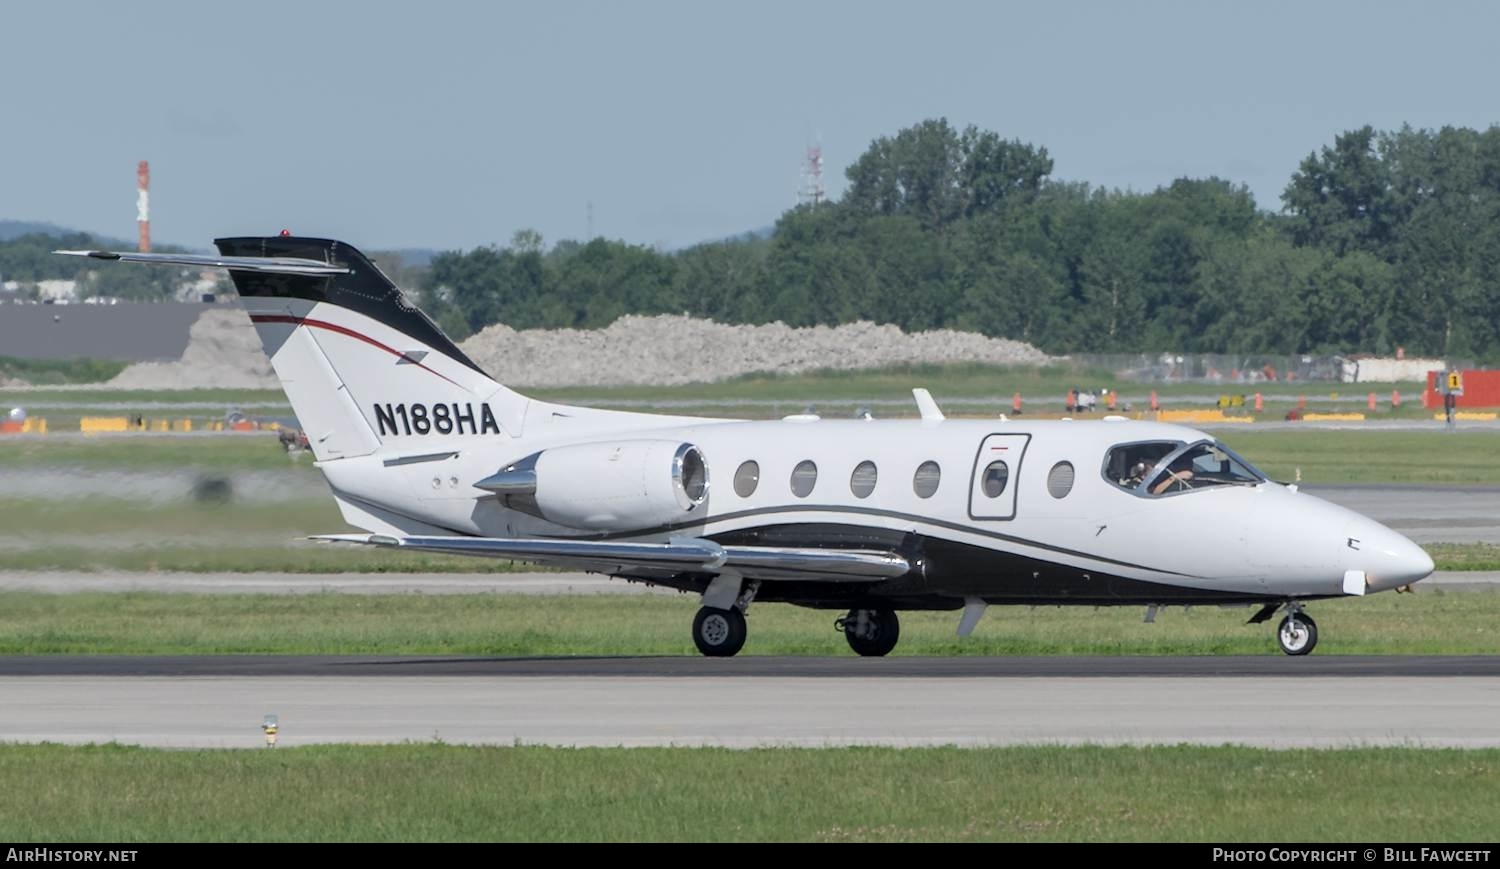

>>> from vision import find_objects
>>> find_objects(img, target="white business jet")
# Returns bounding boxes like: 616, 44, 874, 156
60, 236, 1434, 657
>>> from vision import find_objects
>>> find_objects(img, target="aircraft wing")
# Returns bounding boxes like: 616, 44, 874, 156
314, 533, 911, 582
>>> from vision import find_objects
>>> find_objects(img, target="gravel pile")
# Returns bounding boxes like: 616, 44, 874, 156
106, 310, 1054, 390
108, 308, 279, 390
460, 315, 1054, 387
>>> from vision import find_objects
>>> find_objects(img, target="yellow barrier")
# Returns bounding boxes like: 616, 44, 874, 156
22, 418, 46, 434
79, 416, 131, 433
75, 416, 201, 433
1156, 409, 1253, 424
1302, 413, 1366, 421
1433, 411, 1499, 421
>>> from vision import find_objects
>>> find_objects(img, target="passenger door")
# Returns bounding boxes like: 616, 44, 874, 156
969, 433, 1030, 520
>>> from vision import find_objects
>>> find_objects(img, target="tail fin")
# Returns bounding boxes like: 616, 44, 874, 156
217, 236, 527, 460
60, 236, 528, 460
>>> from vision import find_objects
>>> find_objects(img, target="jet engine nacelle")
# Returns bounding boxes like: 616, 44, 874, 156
483, 440, 709, 532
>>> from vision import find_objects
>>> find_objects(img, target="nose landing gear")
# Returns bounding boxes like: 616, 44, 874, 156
836, 608, 901, 657
1276, 610, 1318, 656
1250, 602, 1320, 655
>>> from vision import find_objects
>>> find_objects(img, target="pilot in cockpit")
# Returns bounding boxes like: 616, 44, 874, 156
1151, 455, 1196, 495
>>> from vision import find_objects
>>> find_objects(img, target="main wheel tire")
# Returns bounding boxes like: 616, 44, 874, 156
1277, 613, 1318, 656
844, 608, 901, 657
693, 606, 747, 657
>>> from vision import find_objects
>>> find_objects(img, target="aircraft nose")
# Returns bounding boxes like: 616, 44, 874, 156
1346, 520, 1434, 592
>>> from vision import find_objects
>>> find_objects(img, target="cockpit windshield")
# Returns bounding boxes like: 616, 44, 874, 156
1104, 439, 1265, 496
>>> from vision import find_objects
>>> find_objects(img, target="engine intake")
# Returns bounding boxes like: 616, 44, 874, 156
480, 440, 709, 532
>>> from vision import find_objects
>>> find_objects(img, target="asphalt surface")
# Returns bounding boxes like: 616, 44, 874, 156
1305, 484, 1500, 544
2, 654, 1498, 678
2, 672, 1495, 748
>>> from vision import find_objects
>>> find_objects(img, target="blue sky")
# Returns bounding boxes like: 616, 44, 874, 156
6, 0, 1499, 250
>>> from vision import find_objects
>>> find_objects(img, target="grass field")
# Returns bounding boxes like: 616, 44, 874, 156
7, 428, 1500, 483
0, 743, 1493, 842
0, 434, 305, 470
1212, 430, 1500, 485
0, 588, 1493, 656
0, 356, 128, 386
0, 362, 1441, 409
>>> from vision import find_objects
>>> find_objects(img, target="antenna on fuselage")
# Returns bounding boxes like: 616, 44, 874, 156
912, 388, 944, 422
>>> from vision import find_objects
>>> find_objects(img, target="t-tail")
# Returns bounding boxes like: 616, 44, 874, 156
58, 236, 528, 461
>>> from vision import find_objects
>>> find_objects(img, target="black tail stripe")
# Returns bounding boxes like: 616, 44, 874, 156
249, 314, 462, 388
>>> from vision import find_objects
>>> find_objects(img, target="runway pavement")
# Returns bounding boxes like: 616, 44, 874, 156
3, 654, 1499, 678
1, 669, 1496, 748
1305, 484, 1500, 544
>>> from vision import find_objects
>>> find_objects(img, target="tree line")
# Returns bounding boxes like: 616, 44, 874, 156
421, 120, 1500, 358
10, 119, 1500, 358
0, 233, 198, 301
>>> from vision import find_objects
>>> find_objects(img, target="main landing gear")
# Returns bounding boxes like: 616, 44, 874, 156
692, 606, 747, 657
836, 608, 901, 657
1250, 602, 1319, 656
692, 577, 759, 657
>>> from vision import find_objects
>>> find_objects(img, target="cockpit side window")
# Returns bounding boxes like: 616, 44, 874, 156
1103, 441, 1181, 491
1105, 439, 1266, 496
1143, 440, 1265, 496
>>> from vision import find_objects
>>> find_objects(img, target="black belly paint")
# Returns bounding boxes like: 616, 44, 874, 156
614, 522, 1276, 610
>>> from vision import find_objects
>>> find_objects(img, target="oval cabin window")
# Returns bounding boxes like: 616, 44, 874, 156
850, 461, 878, 499
913, 461, 941, 498
1047, 461, 1075, 499
981, 461, 1009, 498
733, 460, 760, 498
790, 460, 818, 498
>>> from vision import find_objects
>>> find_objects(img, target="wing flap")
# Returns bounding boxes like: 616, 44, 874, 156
313, 533, 910, 582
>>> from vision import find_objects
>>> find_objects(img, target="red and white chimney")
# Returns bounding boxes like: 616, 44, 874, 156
136, 160, 150, 252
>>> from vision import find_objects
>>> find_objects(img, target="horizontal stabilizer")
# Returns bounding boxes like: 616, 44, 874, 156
54, 250, 349, 276
313, 533, 911, 582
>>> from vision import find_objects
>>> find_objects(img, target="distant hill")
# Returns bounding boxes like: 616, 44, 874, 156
0, 220, 135, 247
0, 220, 89, 242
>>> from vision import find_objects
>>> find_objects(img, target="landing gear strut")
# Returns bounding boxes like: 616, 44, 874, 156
837, 608, 901, 657
1276, 607, 1318, 656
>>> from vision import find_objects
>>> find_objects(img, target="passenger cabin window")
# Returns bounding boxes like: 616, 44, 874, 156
980, 461, 1009, 498
734, 460, 760, 498
1106, 439, 1265, 496
913, 461, 941, 498
1047, 462, 1075, 499
790, 460, 818, 498
850, 461, 878, 499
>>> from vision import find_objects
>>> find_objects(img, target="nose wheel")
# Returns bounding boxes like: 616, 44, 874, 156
1276, 612, 1318, 656
837, 608, 901, 657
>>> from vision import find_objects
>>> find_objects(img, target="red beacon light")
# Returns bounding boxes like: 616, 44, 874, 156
278, 229, 292, 237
